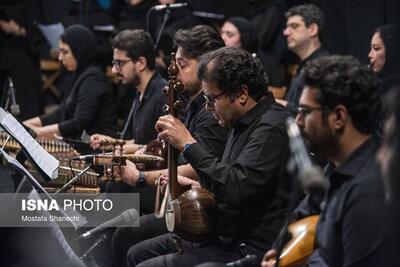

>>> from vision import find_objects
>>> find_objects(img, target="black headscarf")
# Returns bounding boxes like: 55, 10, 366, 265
227, 16, 258, 54
60, 24, 97, 75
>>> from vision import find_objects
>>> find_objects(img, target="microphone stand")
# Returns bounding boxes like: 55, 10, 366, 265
54, 165, 92, 195
154, 7, 171, 50
79, 233, 108, 263
3, 78, 20, 117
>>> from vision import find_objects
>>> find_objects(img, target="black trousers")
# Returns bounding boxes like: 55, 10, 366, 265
111, 214, 167, 267
126, 233, 265, 267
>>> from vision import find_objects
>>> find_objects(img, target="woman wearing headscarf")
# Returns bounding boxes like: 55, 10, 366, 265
24, 25, 117, 146
368, 24, 400, 95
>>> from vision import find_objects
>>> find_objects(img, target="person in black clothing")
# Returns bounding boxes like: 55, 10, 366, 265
262, 55, 395, 267
24, 25, 117, 147
90, 29, 167, 154
110, 25, 228, 267
281, 4, 328, 110
111, 0, 156, 32
125, 47, 293, 267
0, 0, 43, 120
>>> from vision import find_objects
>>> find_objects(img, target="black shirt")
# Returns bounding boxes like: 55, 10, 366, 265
130, 72, 167, 144
184, 93, 294, 251
40, 66, 117, 139
285, 48, 329, 110
184, 92, 228, 159
309, 137, 394, 267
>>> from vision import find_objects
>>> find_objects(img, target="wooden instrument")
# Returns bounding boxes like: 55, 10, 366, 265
142, 139, 167, 170
161, 53, 217, 243
0, 131, 78, 158
279, 215, 319, 267
95, 139, 164, 182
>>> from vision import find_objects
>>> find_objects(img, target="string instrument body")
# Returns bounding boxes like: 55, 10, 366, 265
279, 215, 319, 267
162, 53, 217, 242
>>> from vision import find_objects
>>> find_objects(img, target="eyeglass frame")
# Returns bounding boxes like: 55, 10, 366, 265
296, 105, 329, 117
112, 59, 132, 71
203, 91, 229, 107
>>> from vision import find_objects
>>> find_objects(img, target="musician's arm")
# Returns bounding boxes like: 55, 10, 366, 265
31, 123, 60, 138
23, 116, 42, 128
184, 125, 288, 207
123, 162, 199, 186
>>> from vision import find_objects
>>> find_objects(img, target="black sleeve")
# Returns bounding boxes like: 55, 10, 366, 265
40, 107, 63, 126
184, 123, 288, 208
58, 74, 107, 137
190, 110, 228, 159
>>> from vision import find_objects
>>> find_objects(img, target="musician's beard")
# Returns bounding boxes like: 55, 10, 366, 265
182, 79, 201, 98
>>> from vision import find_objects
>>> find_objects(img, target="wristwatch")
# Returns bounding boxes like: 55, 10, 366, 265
136, 171, 147, 187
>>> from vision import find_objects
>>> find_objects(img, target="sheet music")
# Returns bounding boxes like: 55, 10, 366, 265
0, 108, 59, 179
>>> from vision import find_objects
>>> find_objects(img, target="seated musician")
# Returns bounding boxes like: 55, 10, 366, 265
90, 29, 168, 154
262, 56, 395, 267
110, 25, 229, 267
23, 25, 117, 149
125, 47, 295, 266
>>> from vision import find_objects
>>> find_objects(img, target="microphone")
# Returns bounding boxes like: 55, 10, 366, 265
226, 255, 258, 267
8, 78, 20, 116
79, 208, 138, 239
152, 3, 188, 11
286, 117, 326, 203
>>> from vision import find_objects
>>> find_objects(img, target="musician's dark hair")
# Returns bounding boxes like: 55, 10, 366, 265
112, 29, 155, 70
174, 25, 225, 60
285, 4, 325, 40
198, 47, 267, 101
302, 55, 381, 134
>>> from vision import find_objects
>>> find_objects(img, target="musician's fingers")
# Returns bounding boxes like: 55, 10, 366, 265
261, 249, 277, 267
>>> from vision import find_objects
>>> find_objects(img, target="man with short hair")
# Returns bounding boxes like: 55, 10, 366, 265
111, 25, 228, 267
90, 29, 167, 153
262, 55, 394, 267
126, 47, 294, 267
282, 4, 328, 110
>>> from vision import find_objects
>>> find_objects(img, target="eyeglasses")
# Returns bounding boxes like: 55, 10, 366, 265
203, 91, 228, 107
112, 59, 132, 71
296, 106, 327, 117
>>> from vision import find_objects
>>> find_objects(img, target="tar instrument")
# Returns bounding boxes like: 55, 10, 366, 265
279, 215, 319, 267
94, 140, 164, 182
157, 53, 217, 244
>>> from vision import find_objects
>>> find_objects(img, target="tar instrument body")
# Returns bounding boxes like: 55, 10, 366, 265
160, 53, 217, 243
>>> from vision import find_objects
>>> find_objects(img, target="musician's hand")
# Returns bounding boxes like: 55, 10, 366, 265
158, 174, 200, 188
156, 115, 196, 151
90, 134, 113, 150
121, 160, 140, 186
0, 19, 24, 36
261, 249, 277, 267
134, 145, 146, 155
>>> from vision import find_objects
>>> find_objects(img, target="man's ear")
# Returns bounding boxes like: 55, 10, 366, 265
238, 85, 249, 105
331, 105, 348, 130
137, 56, 148, 72
308, 22, 319, 38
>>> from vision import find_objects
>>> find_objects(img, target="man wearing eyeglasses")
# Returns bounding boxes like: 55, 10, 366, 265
90, 29, 167, 155
111, 25, 229, 267
125, 47, 295, 267
280, 4, 329, 110
262, 56, 394, 267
